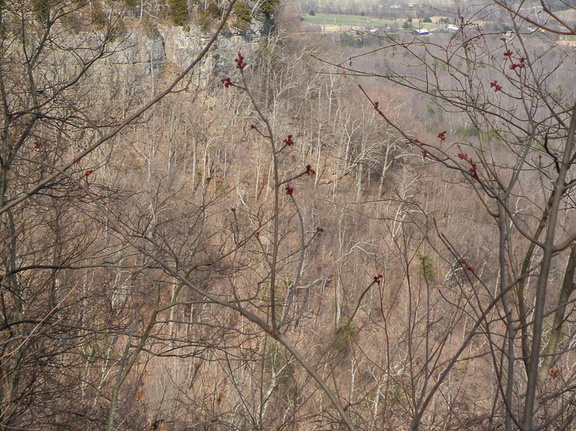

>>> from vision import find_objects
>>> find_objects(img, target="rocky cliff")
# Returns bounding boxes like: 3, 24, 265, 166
108, 12, 272, 90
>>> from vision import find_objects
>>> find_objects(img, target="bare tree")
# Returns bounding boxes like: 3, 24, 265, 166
0, 0, 237, 428
8, 1, 576, 430
320, 5, 576, 429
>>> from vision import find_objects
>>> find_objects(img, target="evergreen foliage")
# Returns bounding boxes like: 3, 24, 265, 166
169, 0, 189, 26
232, 1, 251, 32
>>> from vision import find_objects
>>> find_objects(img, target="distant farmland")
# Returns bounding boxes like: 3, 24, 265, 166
300, 12, 446, 32
302, 13, 397, 30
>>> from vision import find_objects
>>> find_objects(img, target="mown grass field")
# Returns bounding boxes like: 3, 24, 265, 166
300, 13, 446, 32
302, 13, 397, 29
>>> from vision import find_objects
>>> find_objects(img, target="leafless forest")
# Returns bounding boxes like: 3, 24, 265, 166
1, 0, 576, 429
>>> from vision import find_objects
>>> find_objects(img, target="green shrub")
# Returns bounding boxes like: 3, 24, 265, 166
197, 2, 222, 31
198, 13, 211, 31
143, 15, 161, 39
334, 316, 356, 353
231, 1, 251, 32
33, 0, 50, 20
233, 1, 251, 20
206, 2, 221, 18
417, 251, 436, 279
259, 0, 279, 16
169, 0, 189, 26
456, 124, 479, 138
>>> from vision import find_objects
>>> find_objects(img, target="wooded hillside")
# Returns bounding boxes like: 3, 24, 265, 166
1, 0, 576, 430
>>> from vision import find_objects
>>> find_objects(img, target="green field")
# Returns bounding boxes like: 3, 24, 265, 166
302, 13, 396, 29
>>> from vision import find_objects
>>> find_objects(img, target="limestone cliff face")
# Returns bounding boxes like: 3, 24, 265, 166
114, 30, 167, 75
157, 25, 258, 77
109, 16, 269, 89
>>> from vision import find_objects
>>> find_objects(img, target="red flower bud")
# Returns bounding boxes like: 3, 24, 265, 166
285, 185, 294, 196
490, 80, 502, 91
235, 52, 247, 70
469, 161, 479, 180
221, 77, 232, 88
283, 135, 294, 146
85, 169, 94, 177
437, 131, 446, 141
316, 227, 324, 233
34, 141, 42, 149
305, 164, 316, 175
